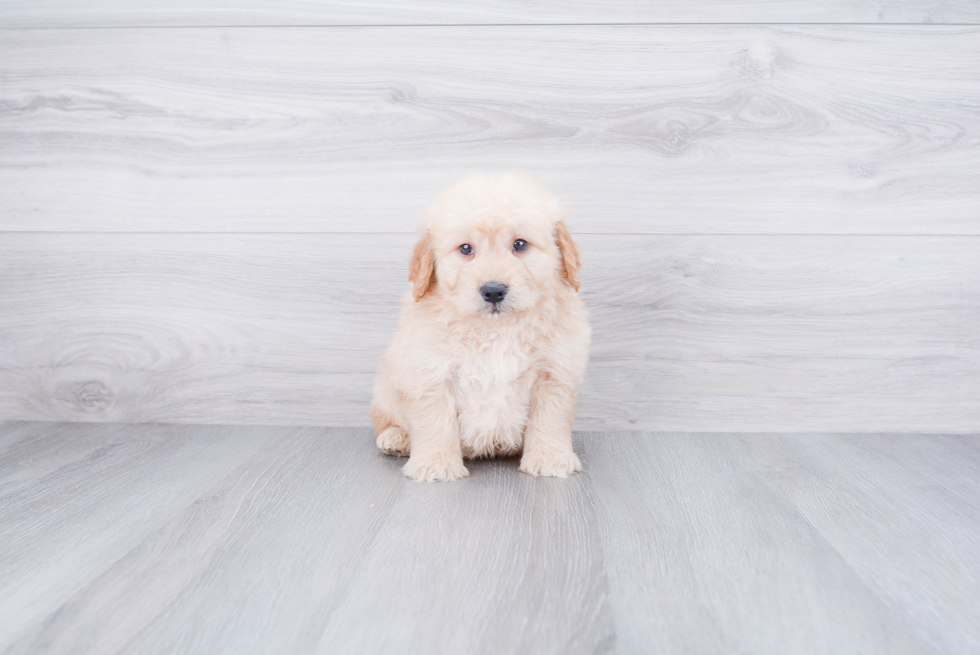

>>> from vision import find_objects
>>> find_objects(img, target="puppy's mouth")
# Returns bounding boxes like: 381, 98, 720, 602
479, 299, 514, 316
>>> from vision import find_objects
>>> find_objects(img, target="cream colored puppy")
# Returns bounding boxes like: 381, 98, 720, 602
371, 172, 591, 482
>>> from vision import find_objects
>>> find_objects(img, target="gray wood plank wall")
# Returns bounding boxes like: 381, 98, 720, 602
2, 1, 980, 27
1, 5, 978, 431
3, 27, 979, 234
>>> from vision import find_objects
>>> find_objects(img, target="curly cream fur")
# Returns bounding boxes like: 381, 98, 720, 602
371, 172, 591, 482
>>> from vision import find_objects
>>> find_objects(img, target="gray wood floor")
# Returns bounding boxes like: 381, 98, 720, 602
2, 422, 978, 654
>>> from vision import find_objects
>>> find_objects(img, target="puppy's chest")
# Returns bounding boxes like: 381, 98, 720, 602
453, 344, 535, 400
450, 336, 539, 456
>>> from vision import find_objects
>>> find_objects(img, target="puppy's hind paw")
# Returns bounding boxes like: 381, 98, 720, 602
377, 427, 411, 457
402, 453, 469, 482
519, 449, 582, 478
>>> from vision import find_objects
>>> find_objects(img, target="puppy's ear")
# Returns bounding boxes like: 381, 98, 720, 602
409, 232, 437, 300
554, 219, 581, 291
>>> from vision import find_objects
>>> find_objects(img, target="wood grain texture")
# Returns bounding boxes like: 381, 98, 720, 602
316, 440, 613, 654
0, 423, 292, 650
583, 431, 980, 654
2, 26, 979, 234
2, 0, 979, 27
1, 233, 978, 431
0, 423, 613, 654
3, 422, 980, 654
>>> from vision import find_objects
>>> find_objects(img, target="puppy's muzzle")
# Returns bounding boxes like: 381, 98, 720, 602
480, 282, 508, 305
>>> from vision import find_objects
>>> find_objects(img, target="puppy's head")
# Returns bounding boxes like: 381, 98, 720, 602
409, 172, 580, 318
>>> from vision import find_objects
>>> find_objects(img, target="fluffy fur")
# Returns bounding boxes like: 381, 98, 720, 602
371, 172, 591, 482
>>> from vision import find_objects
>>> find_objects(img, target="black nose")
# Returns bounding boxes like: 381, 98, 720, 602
480, 282, 508, 305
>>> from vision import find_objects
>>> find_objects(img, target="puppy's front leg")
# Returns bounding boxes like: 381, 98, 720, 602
402, 392, 469, 482
519, 379, 582, 478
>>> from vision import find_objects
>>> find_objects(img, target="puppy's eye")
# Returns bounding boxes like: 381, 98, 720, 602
459, 244, 474, 256
513, 239, 528, 252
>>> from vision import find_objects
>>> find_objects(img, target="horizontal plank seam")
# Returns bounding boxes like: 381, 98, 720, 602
1, 23, 979, 30
4, 232, 980, 238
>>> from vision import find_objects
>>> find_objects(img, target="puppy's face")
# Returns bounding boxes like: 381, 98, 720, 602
433, 215, 554, 316
409, 173, 580, 318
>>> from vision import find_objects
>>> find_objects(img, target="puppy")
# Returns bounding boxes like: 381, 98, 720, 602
371, 172, 591, 482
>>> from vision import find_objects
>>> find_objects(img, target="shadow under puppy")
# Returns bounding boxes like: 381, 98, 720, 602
372, 172, 591, 482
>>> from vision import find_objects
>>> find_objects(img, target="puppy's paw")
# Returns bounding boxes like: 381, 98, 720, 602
519, 449, 582, 478
402, 452, 469, 482
377, 427, 411, 457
